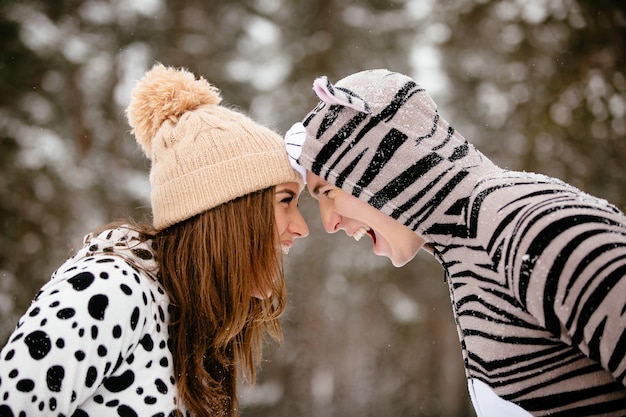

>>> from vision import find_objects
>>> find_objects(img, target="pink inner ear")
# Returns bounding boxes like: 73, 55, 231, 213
313, 78, 347, 106
312, 77, 370, 113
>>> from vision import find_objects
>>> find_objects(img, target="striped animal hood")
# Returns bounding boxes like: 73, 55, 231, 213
295, 69, 499, 239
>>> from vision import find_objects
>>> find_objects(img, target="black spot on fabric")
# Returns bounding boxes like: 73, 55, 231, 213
4, 349, 15, 360
8, 369, 17, 378
87, 294, 109, 320
49, 301, 60, 308
16, 379, 35, 392
132, 248, 153, 260
91, 326, 98, 340
67, 272, 95, 291
145, 396, 157, 404
100, 271, 109, 279
112, 355, 124, 374
85, 366, 98, 388
120, 284, 132, 295
154, 378, 168, 394
94, 394, 104, 403
24, 330, 52, 359
130, 307, 140, 330
73, 409, 89, 417
159, 357, 168, 367
56, 338, 65, 348
117, 404, 139, 417
10, 332, 24, 343
57, 308, 75, 319
142, 293, 148, 306
136, 387, 143, 394
139, 334, 154, 351
48, 397, 57, 410
158, 306, 165, 322
97, 345, 107, 357
106, 399, 120, 406
28, 307, 41, 317
112, 325, 122, 339
46, 366, 64, 392
75, 350, 85, 361
103, 370, 135, 392
151, 413, 165, 417
0, 405, 14, 417
71, 390, 77, 401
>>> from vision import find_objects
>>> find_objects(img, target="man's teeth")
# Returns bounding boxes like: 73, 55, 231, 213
281, 244, 290, 255
353, 226, 371, 241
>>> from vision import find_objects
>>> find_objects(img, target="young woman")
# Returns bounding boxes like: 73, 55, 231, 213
285, 69, 626, 416
0, 64, 308, 417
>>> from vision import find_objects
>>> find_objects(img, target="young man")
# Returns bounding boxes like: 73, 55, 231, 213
284, 69, 626, 416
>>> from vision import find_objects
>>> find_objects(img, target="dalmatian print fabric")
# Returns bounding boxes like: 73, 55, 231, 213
0, 227, 187, 416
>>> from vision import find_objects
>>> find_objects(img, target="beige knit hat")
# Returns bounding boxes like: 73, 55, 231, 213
127, 63, 302, 230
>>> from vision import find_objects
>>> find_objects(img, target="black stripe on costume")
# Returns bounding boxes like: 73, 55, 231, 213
353, 128, 409, 198
432, 125, 454, 151
571, 263, 626, 347
335, 149, 367, 189
515, 381, 626, 415
412, 170, 471, 235
312, 110, 368, 176
610, 327, 626, 376
368, 152, 443, 211
566, 242, 626, 297
415, 112, 439, 144
516, 212, 622, 331
326, 81, 421, 174
335, 85, 371, 113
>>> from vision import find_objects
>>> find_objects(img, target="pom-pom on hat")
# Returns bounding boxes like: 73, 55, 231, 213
127, 63, 301, 230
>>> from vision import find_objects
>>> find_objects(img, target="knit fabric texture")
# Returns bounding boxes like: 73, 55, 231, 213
127, 64, 301, 230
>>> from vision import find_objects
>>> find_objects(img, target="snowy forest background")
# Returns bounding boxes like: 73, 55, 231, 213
1, 0, 625, 416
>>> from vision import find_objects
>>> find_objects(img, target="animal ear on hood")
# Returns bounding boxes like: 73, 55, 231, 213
312, 75, 371, 114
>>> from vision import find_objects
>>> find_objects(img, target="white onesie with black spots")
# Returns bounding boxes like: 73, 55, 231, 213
0, 227, 187, 417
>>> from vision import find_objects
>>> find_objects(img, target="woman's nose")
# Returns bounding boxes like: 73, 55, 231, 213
291, 210, 309, 238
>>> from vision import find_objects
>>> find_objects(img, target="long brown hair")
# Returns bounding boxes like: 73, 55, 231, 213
153, 186, 286, 416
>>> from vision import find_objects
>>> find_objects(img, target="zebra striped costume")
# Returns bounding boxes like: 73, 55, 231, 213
289, 69, 626, 416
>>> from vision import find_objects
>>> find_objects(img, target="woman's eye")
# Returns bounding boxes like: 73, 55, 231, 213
281, 196, 294, 204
